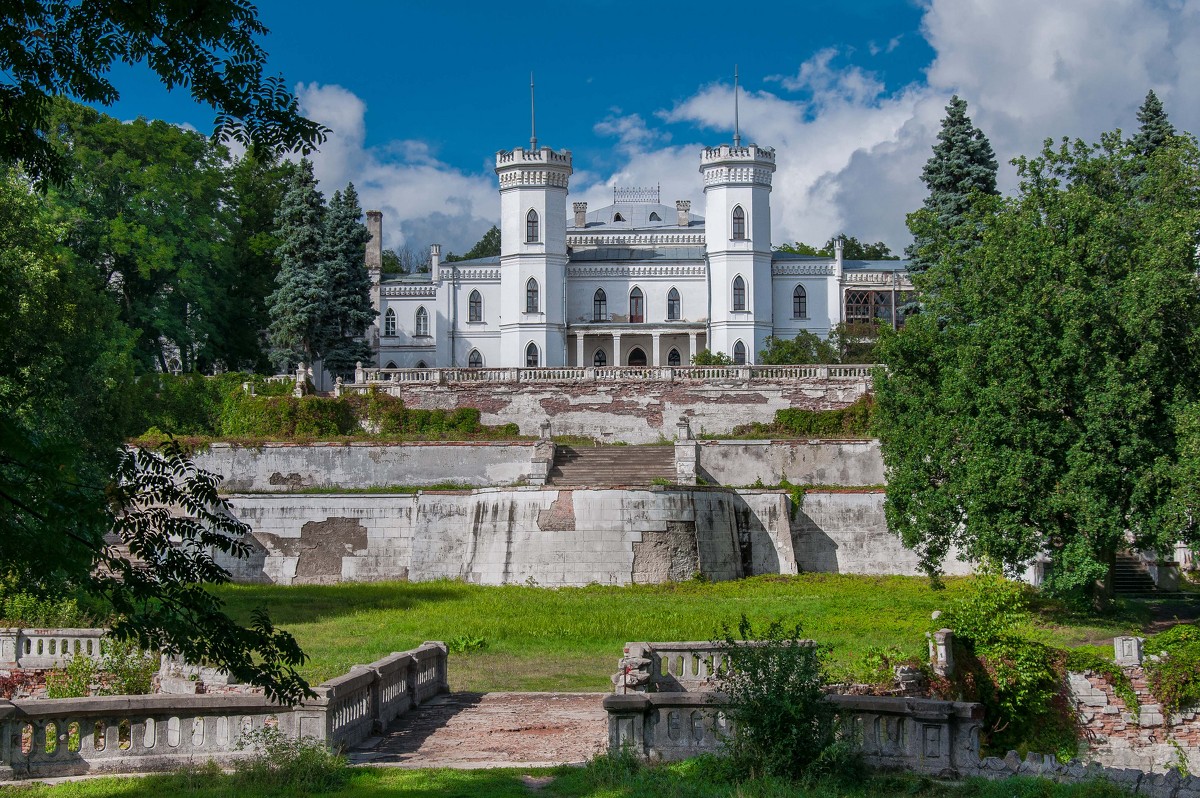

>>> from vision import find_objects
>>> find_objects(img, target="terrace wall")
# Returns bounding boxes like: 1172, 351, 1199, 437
216, 487, 972, 586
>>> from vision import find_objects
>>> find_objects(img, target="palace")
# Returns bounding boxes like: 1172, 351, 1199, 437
364, 136, 912, 369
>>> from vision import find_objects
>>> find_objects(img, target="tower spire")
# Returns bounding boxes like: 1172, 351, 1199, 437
733, 65, 741, 147
530, 72, 538, 150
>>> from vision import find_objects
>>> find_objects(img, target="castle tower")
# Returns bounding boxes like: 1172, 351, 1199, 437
496, 145, 573, 367
701, 143, 776, 363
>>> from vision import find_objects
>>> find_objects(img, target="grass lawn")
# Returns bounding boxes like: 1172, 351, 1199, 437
0, 762, 1136, 798
211, 575, 1143, 692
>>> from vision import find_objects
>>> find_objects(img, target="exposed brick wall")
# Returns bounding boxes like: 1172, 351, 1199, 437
1070, 668, 1200, 772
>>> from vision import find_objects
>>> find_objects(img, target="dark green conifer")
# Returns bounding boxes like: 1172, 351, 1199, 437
1130, 90, 1176, 156
906, 96, 998, 275
319, 183, 375, 378
266, 159, 326, 369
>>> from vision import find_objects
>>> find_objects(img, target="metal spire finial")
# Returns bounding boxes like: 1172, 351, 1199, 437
733, 65, 741, 147
530, 72, 538, 150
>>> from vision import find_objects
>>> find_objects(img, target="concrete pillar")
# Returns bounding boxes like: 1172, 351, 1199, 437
651, 333, 661, 367
613, 332, 622, 366
576, 332, 585, 367
1114, 636, 1144, 666
687, 332, 698, 364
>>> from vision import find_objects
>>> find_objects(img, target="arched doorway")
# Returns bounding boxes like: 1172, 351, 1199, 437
627, 347, 647, 367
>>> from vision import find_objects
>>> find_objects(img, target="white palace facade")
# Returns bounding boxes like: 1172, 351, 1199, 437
364, 136, 912, 370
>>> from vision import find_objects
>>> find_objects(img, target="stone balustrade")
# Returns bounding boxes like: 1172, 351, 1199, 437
0, 641, 448, 780
341, 363, 877, 392
0, 629, 107, 670
604, 691, 984, 777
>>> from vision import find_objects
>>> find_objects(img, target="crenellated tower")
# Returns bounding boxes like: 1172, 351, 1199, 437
701, 143, 776, 363
496, 146, 572, 367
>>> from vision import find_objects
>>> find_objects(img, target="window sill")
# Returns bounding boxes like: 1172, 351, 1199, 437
466, 321, 487, 325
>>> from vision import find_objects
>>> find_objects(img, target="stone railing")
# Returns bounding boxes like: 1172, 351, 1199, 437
341, 363, 877, 392
0, 641, 448, 780
0, 629, 107, 670
604, 691, 983, 776
613, 641, 803, 693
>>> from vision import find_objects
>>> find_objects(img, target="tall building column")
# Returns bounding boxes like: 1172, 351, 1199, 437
612, 332, 623, 366
688, 332, 698, 363
575, 331, 584, 367
652, 332, 661, 367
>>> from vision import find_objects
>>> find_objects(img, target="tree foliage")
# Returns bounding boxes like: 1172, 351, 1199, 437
775, 235, 897, 260
319, 183, 375, 378
905, 96, 998, 275
758, 331, 839, 365
875, 124, 1200, 598
43, 100, 230, 372
0, 0, 325, 186
447, 225, 501, 262
1130, 90, 1176, 156
267, 159, 326, 368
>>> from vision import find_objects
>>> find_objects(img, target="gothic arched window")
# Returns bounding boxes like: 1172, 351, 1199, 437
385, 360, 397, 369
526, 209, 539, 243
415, 306, 429, 337
667, 287, 681, 320
733, 340, 747, 365
732, 275, 746, 311
468, 349, 483, 368
731, 205, 746, 240
593, 288, 607, 321
649, 212, 662, 221
468, 290, 482, 322
629, 287, 644, 323
384, 307, 396, 337
525, 342, 539, 367
526, 278, 539, 313
667, 348, 681, 366
593, 349, 607, 367
793, 285, 807, 319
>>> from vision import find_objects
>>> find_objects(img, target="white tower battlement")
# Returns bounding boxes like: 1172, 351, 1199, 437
496, 145, 572, 367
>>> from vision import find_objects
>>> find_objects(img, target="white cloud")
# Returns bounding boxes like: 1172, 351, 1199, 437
290, 1, 1200, 258
295, 82, 497, 255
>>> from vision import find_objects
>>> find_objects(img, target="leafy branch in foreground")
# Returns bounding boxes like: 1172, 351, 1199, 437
98, 441, 310, 703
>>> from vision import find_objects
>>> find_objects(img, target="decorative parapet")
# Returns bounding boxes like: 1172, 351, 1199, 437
0, 629, 107, 670
0, 641, 448, 781
604, 691, 983, 777
342, 364, 877, 392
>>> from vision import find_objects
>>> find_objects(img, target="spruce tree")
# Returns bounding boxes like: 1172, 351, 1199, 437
266, 159, 326, 369
319, 183, 375, 378
906, 96, 998, 275
1130, 90, 1176, 156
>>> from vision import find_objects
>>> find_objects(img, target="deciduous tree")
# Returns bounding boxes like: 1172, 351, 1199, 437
0, 0, 325, 186
875, 128, 1200, 599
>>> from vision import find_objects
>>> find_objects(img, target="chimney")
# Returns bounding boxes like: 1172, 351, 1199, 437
430, 243, 441, 274
573, 201, 588, 228
676, 200, 691, 227
365, 210, 383, 273
833, 236, 844, 278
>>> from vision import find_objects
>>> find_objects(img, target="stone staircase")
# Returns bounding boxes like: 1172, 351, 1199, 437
547, 445, 676, 487
1113, 551, 1158, 596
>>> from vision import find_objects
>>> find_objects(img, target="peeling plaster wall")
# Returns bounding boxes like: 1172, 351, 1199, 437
697, 439, 885, 487
792, 491, 973, 576
378, 380, 869, 443
193, 442, 533, 492
216, 487, 953, 587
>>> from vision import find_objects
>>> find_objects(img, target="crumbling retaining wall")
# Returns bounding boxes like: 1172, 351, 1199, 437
696, 439, 884, 487
216, 487, 970, 586
193, 442, 534, 492
383, 380, 869, 444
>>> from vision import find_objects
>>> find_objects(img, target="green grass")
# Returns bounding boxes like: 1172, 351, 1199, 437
210, 575, 1142, 692
0, 764, 1135, 798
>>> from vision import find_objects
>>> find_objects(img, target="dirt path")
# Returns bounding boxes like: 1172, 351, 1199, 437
351, 692, 608, 769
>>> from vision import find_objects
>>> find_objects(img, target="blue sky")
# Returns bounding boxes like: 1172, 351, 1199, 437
96, 1, 1200, 256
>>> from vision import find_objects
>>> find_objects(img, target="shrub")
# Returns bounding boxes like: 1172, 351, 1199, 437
234, 726, 348, 793
45, 654, 98, 698
714, 615, 846, 780
941, 571, 1032, 646
771, 394, 875, 438
1144, 623, 1200, 713
98, 638, 157, 696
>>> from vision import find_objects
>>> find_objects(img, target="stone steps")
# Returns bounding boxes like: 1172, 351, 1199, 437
1113, 552, 1158, 595
548, 445, 676, 487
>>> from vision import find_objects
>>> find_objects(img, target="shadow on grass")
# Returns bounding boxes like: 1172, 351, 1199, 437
212, 581, 469, 626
